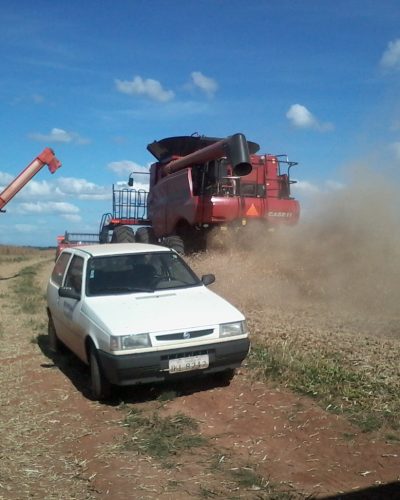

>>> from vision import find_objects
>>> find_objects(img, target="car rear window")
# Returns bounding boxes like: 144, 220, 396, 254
51, 252, 72, 287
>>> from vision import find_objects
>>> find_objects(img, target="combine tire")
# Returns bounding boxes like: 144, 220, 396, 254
111, 225, 135, 243
135, 226, 156, 244
163, 235, 185, 255
89, 345, 111, 401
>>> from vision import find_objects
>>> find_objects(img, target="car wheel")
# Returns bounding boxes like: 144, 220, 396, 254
48, 315, 61, 353
215, 368, 235, 386
89, 345, 111, 400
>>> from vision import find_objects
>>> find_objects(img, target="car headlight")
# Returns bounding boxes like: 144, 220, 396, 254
219, 321, 247, 338
110, 333, 151, 351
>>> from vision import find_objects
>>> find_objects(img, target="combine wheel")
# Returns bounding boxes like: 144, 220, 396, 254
89, 344, 111, 400
111, 225, 135, 243
163, 235, 185, 255
135, 226, 156, 244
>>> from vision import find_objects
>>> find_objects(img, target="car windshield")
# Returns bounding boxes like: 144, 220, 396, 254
86, 251, 201, 296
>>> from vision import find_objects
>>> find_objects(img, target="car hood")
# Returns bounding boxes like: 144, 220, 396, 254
82, 286, 244, 335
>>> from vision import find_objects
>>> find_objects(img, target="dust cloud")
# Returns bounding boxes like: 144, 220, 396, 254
200, 168, 400, 325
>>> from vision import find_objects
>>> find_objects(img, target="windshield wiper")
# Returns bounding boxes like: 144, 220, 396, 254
92, 286, 154, 295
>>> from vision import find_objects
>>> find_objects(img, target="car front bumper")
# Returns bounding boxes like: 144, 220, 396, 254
98, 338, 250, 386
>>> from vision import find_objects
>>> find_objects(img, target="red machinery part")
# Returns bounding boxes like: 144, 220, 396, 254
0, 148, 61, 211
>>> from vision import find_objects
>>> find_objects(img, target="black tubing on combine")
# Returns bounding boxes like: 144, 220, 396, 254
111, 225, 135, 243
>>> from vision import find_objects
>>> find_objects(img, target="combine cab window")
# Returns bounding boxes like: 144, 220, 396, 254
240, 183, 266, 198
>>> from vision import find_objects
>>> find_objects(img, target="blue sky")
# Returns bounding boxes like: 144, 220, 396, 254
1, 0, 400, 246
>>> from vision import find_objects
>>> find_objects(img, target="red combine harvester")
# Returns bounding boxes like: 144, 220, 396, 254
0, 148, 61, 212
99, 133, 300, 253
56, 231, 100, 259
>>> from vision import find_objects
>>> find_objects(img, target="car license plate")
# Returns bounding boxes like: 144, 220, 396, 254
169, 354, 209, 374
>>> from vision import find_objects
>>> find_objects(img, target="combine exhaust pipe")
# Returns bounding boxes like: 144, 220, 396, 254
161, 133, 252, 177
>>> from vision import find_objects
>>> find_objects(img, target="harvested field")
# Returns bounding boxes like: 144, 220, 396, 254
1, 184, 400, 498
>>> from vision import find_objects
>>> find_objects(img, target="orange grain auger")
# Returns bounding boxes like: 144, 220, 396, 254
0, 148, 61, 212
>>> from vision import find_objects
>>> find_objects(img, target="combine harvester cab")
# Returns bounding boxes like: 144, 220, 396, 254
99, 133, 300, 254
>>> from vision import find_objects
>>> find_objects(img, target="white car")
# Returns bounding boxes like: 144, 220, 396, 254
46, 243, 250, 400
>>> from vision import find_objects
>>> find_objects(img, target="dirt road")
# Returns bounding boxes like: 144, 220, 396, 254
0, 246, 399, 499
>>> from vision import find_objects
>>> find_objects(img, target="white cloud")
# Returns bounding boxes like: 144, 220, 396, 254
0, 171, 13, 186
61, 214, 82, 222
23, 179, 54, 197
115, 76, 174, 102
380, 39, 400, 70
29, 127, 90, 144
109, 162, 150, 191
108, 160, 149, 176
1, 173, 110, 204
56, 177, 109, 200
286, 104, 333, 132
0, 177, 55, 199
190, 71, 218, 97
16, 201, 79, 215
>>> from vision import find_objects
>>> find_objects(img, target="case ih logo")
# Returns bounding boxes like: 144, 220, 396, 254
267, 211, 293, 218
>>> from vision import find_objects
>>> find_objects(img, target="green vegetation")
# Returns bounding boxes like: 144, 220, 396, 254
123, 409, 206, 459
122, 407, 299, 498
230, 467, 296, 499
12, 266, 43, 315
249, 343, 400, 432
157, 389, 178, 402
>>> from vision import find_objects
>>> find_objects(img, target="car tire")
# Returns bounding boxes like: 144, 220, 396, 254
163, 235, 185, 255
89, 345, 111, 401
48, 315, 62, 353
215, 368, 235, 386
111, 225, 135, 243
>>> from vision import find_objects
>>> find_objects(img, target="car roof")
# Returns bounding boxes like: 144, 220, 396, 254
62, 243, 172, 258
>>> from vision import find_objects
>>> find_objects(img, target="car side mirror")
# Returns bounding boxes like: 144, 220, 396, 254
58, 286, 81, 301
201, 274, 215, 286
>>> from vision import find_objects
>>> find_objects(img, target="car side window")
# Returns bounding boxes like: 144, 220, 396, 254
51, 253, 72, 287
64, 256, 84, 294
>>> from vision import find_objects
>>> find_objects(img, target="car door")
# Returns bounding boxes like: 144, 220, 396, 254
58, 254, 87, 359
48, 252, 72, 338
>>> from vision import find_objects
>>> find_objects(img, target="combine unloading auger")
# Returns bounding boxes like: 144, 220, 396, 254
0, 148, 61, 212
